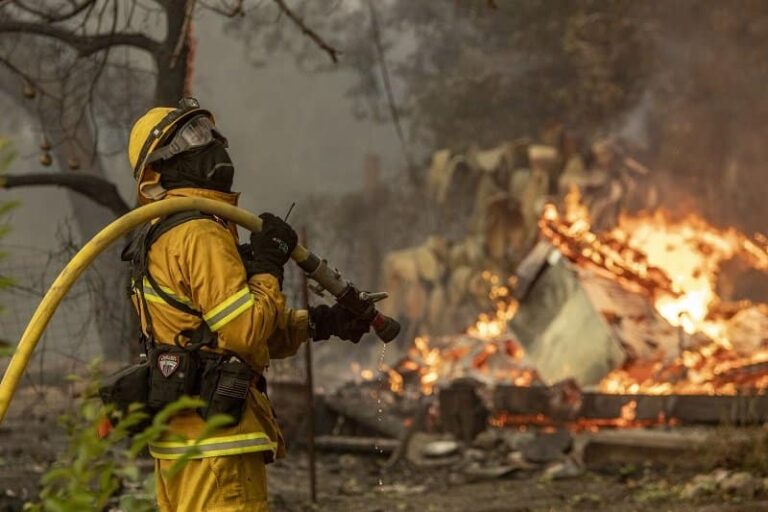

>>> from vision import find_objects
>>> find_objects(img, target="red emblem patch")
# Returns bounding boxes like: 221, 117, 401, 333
158, 353, 180, 378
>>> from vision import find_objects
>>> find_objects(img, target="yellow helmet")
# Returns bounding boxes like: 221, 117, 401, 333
128, 98, 211, 204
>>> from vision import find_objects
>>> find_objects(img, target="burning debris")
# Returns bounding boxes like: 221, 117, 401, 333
337, 183, 768, 445
541, 186, 768, 395
304, 136, 768, 507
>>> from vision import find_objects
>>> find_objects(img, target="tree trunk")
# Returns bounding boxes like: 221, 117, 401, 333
0, 69, 133, 360
0, 2, 194, 361
37, 94, 134, 360
154, 1, 193, 105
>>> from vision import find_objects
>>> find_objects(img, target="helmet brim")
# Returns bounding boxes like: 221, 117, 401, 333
134, 107, 212, 203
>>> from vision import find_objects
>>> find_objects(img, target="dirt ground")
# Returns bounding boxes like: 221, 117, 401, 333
265, 452, 768, 512
1, 425, 767, 512
1, 389, 766, 512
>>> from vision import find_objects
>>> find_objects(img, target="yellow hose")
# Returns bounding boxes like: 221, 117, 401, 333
0, 197, 312, 423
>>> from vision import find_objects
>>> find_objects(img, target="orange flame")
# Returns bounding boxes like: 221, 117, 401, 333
542, 187, 768, 395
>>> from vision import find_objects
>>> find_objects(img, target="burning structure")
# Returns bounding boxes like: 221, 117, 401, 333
366, 137, 768, 434
538, 187, 768, 395
282, 135, 768, 506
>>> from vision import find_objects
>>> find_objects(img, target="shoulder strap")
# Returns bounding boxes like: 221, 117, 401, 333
124, 211, 218, 348
143, 211, 217, 316
145, 210, 214, 249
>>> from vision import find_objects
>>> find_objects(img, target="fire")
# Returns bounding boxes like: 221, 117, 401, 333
618, 399, 637, 426
365, 266, 532, 396
489, 404, 679, 432
468, 272, 519, 338
541, 186, 768, 395
616, 210, 767, 339
358, 185, 766, 404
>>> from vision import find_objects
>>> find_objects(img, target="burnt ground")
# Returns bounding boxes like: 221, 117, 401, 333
0, 421, 767, 512
1, 386, 767, 511
265, 453, 768, 512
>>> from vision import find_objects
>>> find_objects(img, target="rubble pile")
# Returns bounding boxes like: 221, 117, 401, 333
381, 134, 657, 338
296, 134, 768, 507
379, 133, 768, 398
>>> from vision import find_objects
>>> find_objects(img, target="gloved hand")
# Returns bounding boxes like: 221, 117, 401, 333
237, 243, 257, 278
247, 213, 298, 285
309, 304, 371, 343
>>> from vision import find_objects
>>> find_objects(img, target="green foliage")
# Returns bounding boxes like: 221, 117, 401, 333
25, 363, 233, 512
568, 493, 602, 506
0, 138, 17, 171
632, 480, 680, 504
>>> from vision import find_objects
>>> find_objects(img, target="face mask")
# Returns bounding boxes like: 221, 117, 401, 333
157, 140, 234, 193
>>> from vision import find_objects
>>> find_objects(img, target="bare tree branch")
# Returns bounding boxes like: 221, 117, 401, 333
200, 0, 244, 17
0, 173, 129, 216
0, 20, 161, 57
0, 55, 60, 99
270, 0, 340, 63
11, 0, 98, 23
367, 0, 415, 181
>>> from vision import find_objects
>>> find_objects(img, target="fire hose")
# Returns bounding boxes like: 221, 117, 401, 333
0, 197, 401, 423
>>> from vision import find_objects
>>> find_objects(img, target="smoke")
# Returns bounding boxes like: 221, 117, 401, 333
613, 3, 768, 234
616, 91, 654, 152
192, 12, 402, 215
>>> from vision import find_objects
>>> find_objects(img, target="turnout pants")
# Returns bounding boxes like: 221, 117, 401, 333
155, 452, 268, 511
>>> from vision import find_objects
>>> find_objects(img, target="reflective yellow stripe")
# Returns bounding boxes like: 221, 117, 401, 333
149, 432, 276, 460
203, 286, 255, 332
134, 278, 193, 307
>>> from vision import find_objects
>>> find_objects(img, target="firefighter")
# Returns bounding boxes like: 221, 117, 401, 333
125, 97, 369, 511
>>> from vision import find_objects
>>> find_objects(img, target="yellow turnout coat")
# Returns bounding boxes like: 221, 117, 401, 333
131, 187, 309, 511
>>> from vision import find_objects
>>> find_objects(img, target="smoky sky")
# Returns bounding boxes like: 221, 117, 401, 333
0, 11, 401, 249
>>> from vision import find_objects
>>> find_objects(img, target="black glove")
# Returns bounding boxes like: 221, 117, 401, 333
248, 213, 298, 285
237, 243, 258, 278
309, 304, 371, 343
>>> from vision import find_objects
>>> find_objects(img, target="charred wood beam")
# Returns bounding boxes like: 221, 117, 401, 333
315, 435, 398, 455
0, 173, 129, 217
580, 393, 667, 421
666, 394, 768, 425
325, 393, 406, 439
493, 384, 550, 416
438, 379, 488, 443
494, 384, 768, 425
581, 392, 768, 425
582, 430, 709, 469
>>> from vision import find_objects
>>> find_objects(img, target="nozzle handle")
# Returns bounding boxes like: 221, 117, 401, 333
371, 311, 401, 343
296, 252, 401, 343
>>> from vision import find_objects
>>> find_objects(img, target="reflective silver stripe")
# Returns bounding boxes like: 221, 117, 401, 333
149, 434, 275, 460
134, 278, 193, 307
203, 287, 255, 332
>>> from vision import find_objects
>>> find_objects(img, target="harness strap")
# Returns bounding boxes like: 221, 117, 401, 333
122, 211, 219, 350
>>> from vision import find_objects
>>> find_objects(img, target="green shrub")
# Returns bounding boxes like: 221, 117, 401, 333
25, 363, 233, 512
